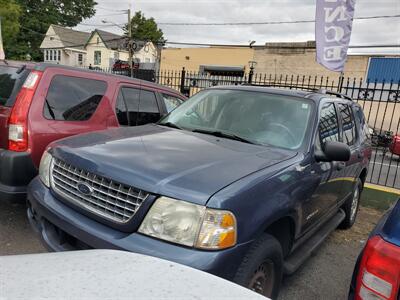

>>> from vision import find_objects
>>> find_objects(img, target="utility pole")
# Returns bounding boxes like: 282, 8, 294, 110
128, 8, 133, 77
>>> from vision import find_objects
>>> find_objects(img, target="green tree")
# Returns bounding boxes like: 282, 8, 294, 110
125, 11, 164, 44
0, 0, 21, 57
7, 0, 97, 61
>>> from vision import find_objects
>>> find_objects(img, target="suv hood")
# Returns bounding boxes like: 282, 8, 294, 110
52, 125, 297, 205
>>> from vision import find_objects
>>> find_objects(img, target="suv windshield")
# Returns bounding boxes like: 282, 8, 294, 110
0, 65, 30, 107
160, 89, 313, 150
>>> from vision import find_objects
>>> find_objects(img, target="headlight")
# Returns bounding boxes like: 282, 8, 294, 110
39, 151, 53, 188
139, 196, 237, 250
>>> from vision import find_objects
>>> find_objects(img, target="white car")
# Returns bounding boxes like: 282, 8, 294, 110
0, 250, 267, 300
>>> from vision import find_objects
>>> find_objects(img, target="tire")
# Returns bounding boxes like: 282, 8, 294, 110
233, 234, 283, 299
339, 178, 363, 229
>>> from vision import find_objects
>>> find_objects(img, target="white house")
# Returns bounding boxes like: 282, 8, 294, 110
41, 25, 158, 69
40, 25, 90, 67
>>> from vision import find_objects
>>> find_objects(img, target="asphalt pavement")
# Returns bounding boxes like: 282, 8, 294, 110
0, 198, 384, 300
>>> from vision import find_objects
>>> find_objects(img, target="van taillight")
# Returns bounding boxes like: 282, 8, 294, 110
8, 71, 42, 152
356, 236, 400, 300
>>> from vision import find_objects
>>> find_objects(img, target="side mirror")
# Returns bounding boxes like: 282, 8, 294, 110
315, 141, 351, 162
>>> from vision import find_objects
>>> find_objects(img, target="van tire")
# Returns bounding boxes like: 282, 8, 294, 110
339, 178, 363, 229
234, 233, 283, 299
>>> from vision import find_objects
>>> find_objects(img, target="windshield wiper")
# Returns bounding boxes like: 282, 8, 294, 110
192, 129, 258, 145
158, 122, 183, 130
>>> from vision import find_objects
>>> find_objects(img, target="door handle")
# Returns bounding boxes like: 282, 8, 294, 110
334, 161, 346, 171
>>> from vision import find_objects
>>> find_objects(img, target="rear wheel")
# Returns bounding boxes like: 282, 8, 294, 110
339, 178, 363, 229
234, 234, 283, 299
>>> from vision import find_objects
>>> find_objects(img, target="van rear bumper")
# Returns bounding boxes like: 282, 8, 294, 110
0, 149, 37, 201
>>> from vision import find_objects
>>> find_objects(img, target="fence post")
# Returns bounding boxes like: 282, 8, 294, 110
338, 71, 344, 92
248, 69, 254, 84
180, 67, 186, 94
248, 61, 257, 84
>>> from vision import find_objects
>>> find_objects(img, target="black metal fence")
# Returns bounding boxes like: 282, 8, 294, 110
92, 66, 400, 189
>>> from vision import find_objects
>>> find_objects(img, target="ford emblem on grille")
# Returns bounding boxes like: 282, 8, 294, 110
76, 182, 93, 196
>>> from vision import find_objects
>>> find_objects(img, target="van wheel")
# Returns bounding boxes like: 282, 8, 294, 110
339, 178, 363, 229
234, 234, 283, 299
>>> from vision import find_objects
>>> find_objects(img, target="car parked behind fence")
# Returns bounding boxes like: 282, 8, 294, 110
0, 60, 186, 202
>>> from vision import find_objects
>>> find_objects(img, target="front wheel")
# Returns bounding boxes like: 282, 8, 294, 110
234, 234, 283, 299
339, 178, 363, 229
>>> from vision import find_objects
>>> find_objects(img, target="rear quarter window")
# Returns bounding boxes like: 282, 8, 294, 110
162, 94, 184, 113
44, 75, 107, 121
0, 65, 29, 107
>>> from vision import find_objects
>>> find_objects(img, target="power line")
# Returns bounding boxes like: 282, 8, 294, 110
79, 23, 125, 27
20, 24, 400, 50
96, 6, 128, 12
96, 13, 127, 17
158, 14, 400, 26
162, 41, 400, 49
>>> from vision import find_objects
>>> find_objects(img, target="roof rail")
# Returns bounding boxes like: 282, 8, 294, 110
317, 88, 352, 101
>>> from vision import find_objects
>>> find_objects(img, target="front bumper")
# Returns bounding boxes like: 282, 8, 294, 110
27, 178, 252, 280
0, 149, 37, 201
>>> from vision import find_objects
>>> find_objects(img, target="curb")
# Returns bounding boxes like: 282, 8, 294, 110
361, 183, 400, 211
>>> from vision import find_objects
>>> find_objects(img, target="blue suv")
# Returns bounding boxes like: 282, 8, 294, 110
28, 86, 371, 298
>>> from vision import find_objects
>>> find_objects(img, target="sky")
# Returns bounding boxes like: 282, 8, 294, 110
75, 0, 400, 54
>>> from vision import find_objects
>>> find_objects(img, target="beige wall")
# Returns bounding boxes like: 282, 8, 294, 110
358, 100, 400, 132
253, 47, 371, 81
160, 47, 255, 72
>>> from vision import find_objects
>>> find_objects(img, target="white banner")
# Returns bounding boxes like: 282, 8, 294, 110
315, 0, 356, 72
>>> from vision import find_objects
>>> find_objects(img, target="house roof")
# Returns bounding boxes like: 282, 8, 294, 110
88, 29, 147, 52
95, 29, 126, 49
50, 25, 91, 49
42, 25, 152, 53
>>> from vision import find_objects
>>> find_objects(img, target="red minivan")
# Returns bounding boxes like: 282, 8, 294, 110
0, 60, 186, 201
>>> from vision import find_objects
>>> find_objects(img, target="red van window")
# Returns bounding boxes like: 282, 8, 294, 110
43, 75, 107, 121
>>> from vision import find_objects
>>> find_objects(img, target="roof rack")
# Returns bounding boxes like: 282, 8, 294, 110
317, 89, 352, 101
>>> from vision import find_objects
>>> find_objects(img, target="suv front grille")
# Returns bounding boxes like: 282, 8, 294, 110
51, 158, 149, 223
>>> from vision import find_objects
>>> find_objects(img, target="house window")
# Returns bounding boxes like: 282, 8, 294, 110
78, 54, 83, 65
58, 50, 61, 61
49, 50, 53, 61
45, 50, 49, 61
94, 51, 101, 65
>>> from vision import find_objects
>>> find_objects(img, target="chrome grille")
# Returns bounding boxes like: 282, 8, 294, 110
51, 158, 149, 223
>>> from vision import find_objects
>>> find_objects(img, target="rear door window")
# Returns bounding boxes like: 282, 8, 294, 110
137, 90, 160, 125
44, 75, 107, 121
116, 87, 140, 126
0, 65, 29, 107
338, 103, 357, 146
162, 94, 184, 113
115, 87, 160, 126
